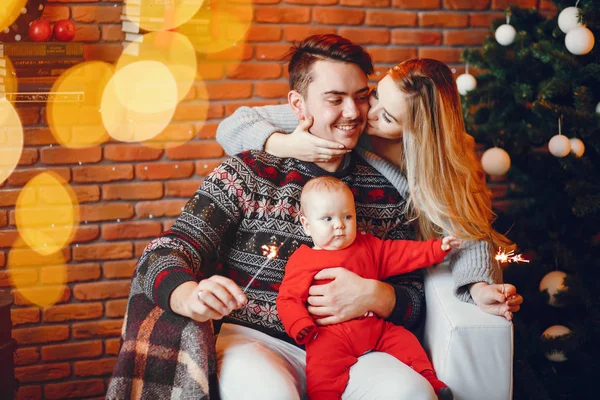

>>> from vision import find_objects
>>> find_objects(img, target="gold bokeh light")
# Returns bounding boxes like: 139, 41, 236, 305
125, 0, 205, 32
47, 61, 113, 149
101, 61, 177, 143
0, 0, 27, 33
15, 171, 80, 256
178, 0, 253, 54
118, 31, 197, 102
0, 98, 24, 185
9, 237, 68, 308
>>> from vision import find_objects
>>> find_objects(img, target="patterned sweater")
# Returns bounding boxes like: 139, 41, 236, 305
108, 150, 424, 399
216, 104, 502, 302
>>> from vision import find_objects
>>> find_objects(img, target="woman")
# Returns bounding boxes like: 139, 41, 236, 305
216, 58, 523, 319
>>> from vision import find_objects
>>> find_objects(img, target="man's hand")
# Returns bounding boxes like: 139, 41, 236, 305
307, 268, 388, 325
169, 276, 247, 322
264, 116, 351, 162
469, 282, 523, 321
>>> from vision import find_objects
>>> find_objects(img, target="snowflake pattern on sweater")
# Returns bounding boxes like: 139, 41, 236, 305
136, 150, 421, 341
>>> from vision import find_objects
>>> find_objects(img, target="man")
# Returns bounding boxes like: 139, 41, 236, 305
108, 34, 430, 400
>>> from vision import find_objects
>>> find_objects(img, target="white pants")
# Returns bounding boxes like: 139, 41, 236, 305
216, 323, 436, 400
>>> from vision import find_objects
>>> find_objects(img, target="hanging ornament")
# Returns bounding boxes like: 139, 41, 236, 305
548, 116, 571, 158
541, 325, 571, 362
481, 147, 511, 176
495, 14, 516, 46
558, 6, 582, 33
456, 63, 477, 96
595, 102, 600, 114
549, 135, 571, 157
539, 270, 568, 306
565, 26, 595, 55
569, 138, 585, 157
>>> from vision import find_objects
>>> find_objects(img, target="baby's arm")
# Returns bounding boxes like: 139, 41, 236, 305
375, 236, 459, 279
441, 236, 462, 251
276, 255, 319, 345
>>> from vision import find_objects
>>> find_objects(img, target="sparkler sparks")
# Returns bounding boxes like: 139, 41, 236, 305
242, 241, 285, 293
495, 248, 530, 264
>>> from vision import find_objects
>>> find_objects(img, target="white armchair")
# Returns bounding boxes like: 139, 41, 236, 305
423, 261, 514, 400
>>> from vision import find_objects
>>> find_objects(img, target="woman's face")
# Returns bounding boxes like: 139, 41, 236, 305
366, 74, 408, 140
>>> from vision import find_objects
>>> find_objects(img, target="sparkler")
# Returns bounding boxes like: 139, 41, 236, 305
242, 241, 284, 293
495, 248, 530, 264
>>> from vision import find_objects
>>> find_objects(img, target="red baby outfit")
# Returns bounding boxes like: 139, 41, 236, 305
276, 232, 449, 400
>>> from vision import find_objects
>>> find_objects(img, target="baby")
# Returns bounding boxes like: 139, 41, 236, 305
277, 176, 460, 400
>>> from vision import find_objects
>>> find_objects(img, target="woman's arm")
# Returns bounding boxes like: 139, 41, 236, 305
448, 239, 501, 303
216, 104, 298, 155
216, 105, 351, 161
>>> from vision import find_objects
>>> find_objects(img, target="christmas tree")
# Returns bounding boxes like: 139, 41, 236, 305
460, 1, 599, 399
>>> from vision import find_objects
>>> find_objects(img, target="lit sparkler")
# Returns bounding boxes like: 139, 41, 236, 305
495, 248, 530, 264
242, 241, 284, 293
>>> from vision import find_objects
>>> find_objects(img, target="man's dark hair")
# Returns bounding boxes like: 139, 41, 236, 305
286, 34, 374, 97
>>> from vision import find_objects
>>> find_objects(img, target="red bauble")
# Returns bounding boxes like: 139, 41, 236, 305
28, 19, 52, 42
53, 19, 76, 42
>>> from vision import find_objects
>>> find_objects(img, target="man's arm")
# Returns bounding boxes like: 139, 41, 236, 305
216, 104, 298, 155
134, 159, 244, 314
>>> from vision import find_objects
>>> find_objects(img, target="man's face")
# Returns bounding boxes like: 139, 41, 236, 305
301, 60, 370, 150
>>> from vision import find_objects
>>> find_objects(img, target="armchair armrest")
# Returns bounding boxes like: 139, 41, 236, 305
423, 261, 513, 400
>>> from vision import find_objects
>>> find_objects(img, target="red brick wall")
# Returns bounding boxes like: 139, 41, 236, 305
1, 0, 557, 399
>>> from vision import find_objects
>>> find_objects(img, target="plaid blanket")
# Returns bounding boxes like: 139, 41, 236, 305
106, 278, 218, 399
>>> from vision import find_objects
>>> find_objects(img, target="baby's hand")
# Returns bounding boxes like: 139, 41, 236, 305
441, 236, 462, 251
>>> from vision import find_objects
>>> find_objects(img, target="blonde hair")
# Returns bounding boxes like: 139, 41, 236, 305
300, 176, 353, 216
389, 59, 512, 248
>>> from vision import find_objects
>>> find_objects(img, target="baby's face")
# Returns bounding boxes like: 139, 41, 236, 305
300, 189, 357, 251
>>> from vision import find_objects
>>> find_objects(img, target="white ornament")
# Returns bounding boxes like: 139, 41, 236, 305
541, 325, 571, 362
539, 270, 568, 306
565, 26, 595, 55
548, 135, 571, 157
495, 24, 516, 46
558, 6, 581, 33
595, 102, 600, 114
456, 73, 477, 96
569, 138, 585, 157
481, 147, 511, 176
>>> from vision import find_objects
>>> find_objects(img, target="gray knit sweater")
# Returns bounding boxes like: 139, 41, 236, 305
216, 104, 503, 303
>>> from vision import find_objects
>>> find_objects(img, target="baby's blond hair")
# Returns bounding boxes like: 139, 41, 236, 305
300, 176, 353, 216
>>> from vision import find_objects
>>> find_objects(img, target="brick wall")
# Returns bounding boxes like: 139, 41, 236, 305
1, 0, 557, 399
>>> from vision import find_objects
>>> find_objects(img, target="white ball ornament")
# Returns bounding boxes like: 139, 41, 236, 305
569, 138, 585, 157
456, 73, 477, 96
495, 24, 516, 46
539, 270, 568, 306
481, 147, 511, 176
558, 7, 581, 33
541, 325, 571, 362
565, 26, 595, 55
595, 102, 600, 114
548, 135, 571, 158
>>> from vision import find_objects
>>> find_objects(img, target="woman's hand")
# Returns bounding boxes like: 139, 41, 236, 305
169, 276, 247, 322
264, 116, 351, 162
469, 282, 523, 321
307, 268, 393, 325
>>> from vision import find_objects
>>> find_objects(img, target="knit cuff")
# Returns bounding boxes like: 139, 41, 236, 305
153, 269, 196, 313
243, 120, 285, 152
386, 285, 412, 326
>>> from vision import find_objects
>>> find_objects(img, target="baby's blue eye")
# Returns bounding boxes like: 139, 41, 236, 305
322, 216, 332, 221
344, 215, 353, 220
